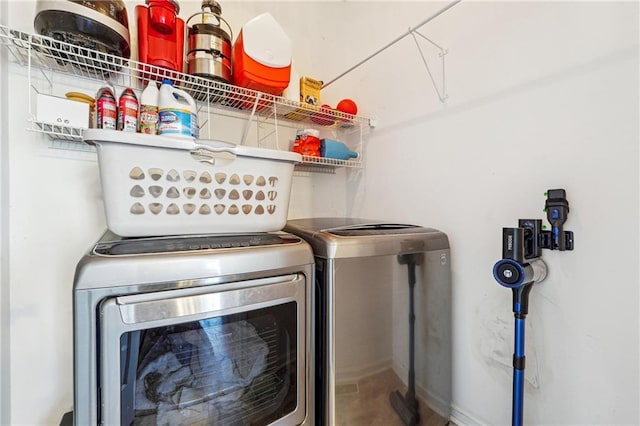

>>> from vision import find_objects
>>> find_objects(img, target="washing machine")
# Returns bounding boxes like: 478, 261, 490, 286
284, 218, 452, 426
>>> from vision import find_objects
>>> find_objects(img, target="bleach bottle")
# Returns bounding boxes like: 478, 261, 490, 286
158, 80, 198, 138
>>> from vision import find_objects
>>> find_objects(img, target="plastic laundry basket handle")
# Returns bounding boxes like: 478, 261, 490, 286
193, 139, 238, 153
190, 140, 239, 165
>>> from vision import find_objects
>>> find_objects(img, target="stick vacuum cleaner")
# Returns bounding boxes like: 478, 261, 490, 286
390, 252, 423, 426
492, 189, 574, 426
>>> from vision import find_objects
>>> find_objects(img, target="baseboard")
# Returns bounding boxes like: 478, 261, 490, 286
335, 358, 392, 384
415, 383, 450, 420
449, 403, 489, 426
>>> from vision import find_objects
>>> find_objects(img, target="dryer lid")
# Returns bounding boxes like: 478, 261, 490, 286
93, 232, 300, 256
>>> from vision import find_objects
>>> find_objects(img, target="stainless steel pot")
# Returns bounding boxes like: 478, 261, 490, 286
186, 0, 232, 83
187, 49, 231, 82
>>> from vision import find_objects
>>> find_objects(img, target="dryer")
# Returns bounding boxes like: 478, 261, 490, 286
71, 231, 314, 426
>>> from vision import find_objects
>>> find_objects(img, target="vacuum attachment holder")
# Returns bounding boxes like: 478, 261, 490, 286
493, 189, 575, 312
499, 189, 574, 264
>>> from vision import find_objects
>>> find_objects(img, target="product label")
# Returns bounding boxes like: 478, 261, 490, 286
159, 108, 194, 137
118, 99, 138, 132
139, 105, 159, 135
97, 98, 117, 130
300, 77, 323, 106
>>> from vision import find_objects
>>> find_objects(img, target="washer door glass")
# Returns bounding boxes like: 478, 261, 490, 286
122, 303, 297, 425
98, 274, 307, 426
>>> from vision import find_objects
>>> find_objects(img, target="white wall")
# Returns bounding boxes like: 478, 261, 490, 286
2, 2, 346, 425
0, 1, 10, 424
1, 1, 638, 425
323, 2, 639, 425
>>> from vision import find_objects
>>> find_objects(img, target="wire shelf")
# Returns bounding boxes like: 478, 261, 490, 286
294, 155, 362, 173
2, 24, 369, 170
0, 25, 372, 129
28, 120, 85, 141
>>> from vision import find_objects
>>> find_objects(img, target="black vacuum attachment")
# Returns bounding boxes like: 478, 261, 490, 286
544, 188, 572, 251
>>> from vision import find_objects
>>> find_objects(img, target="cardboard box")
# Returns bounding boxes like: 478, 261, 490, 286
300, 76, 322, 106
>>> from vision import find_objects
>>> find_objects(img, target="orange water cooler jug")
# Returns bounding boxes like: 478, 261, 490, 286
136, 0, 185, 76
232, 13, 292, 98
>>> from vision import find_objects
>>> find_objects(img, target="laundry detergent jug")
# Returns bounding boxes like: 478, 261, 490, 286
158, 80, 198, 138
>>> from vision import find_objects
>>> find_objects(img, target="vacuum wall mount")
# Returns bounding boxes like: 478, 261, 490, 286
492, 189, 574, 426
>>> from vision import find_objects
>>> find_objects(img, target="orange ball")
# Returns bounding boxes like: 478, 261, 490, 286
336, 99, 358, 115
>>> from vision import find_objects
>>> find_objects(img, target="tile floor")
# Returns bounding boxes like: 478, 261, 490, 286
334, 368, 449, 426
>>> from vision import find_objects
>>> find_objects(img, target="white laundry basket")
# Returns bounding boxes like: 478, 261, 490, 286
83, 129, 301, 237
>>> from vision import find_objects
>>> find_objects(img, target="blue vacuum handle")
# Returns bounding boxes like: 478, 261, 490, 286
512, 315, 526, 426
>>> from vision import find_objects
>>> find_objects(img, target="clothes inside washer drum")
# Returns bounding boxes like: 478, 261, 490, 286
134, 319, 268, 423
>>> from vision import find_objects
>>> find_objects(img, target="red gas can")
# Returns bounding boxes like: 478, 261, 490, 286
136, 0, 185, 78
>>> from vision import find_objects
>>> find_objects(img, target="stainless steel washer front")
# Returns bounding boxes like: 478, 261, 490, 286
72, 231, 314, 426
284, 218, 452, 426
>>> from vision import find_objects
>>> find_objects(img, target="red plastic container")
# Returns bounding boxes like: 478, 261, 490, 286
292, 130, 321, 157
232, 13, 292, 97
136, 0, 185, 77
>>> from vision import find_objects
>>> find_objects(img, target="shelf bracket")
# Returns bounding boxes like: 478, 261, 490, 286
410, 30, 448, 102
322, 0, 460, 103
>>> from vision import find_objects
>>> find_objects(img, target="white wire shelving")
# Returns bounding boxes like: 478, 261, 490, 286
0, 24, 370, 170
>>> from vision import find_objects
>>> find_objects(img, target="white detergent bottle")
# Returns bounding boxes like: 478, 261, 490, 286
138, 80, 159, 135
158, 80, 198, 139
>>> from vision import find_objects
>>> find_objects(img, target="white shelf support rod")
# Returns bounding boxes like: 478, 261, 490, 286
27, 32, 33, 120
322, 0, 461, 89
272, 106, 280, 150
240, 92, 262, 145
